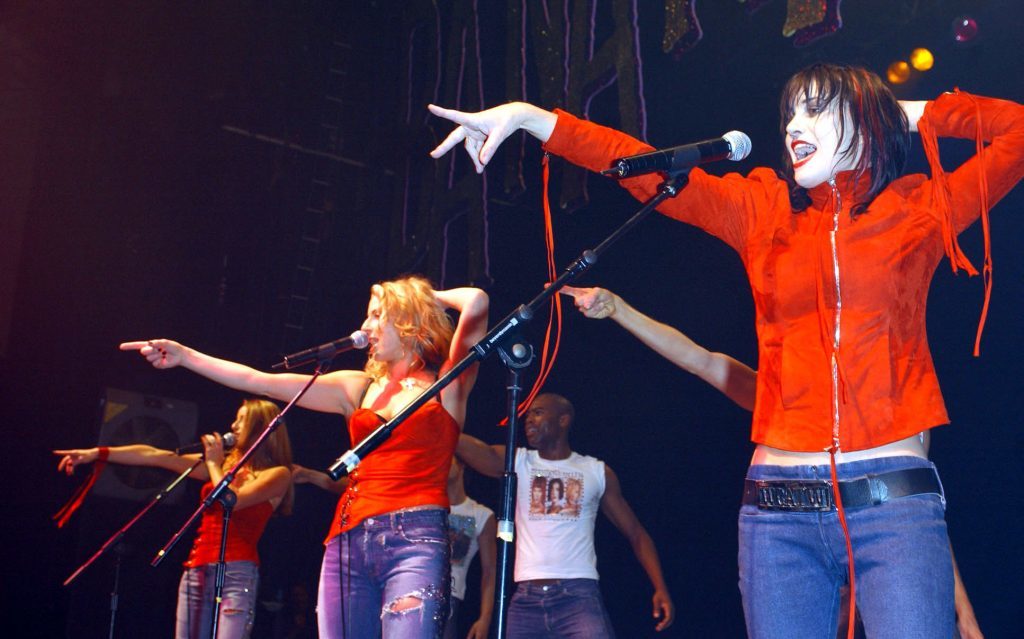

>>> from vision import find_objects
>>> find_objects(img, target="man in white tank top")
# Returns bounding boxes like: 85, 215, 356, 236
457, 393, 675, 638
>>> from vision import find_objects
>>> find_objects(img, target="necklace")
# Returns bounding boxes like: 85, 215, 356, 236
400, 377, 424, 391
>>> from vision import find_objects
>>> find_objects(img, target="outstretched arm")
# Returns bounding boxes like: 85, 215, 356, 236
563, 286, 757, 411
54, 444, 209, 481
291, 463, 349, 494
428, 102, 557, 173
119, 339, 367, 416
600, 465, 675, 632
455, 433, 505, 479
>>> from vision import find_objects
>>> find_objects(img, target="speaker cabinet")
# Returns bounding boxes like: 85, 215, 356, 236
92, 387, 198, 503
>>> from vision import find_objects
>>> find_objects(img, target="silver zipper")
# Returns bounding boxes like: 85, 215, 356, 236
828, 177, 842, 452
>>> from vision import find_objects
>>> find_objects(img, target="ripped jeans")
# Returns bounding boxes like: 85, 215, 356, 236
317, 509, 450, 639
176, 560, 259, 639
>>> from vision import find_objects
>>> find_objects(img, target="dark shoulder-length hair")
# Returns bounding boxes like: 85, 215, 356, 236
779, 63, 910, 216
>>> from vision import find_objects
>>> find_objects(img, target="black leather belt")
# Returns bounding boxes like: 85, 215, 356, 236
742, 467, 942, 512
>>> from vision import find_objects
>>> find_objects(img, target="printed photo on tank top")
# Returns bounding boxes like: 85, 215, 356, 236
448, 513, 478, 565
526, 470, 584, 520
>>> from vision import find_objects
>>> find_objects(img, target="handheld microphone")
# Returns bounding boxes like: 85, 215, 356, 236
272, 330, 370, 370
175, 432, 237, 456
602, 130, 752, 178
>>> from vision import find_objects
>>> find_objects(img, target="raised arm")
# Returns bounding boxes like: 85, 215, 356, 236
433, 287, 489, 417
917, 91, 1024, 231
54, 444, 209, 481
599, 465, 675, 632
428, 102, 556, 173
119, 339, 367, 416
467, 513, 497, 639
563, 286, 757, 411
899, 100, 927, 133
455, 433, 505, 479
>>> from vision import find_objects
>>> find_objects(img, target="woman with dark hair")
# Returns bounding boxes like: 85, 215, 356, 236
55, 398, 294, 639
120, 276, 489, 639
428, 63, 1024, 637
544, 477, 566, 515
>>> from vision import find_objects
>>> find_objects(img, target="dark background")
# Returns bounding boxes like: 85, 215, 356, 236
1, 1, 1021, 637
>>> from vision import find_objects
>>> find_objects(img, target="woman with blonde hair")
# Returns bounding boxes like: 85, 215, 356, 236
120, 275, 489, 639
54, 398, 293, 639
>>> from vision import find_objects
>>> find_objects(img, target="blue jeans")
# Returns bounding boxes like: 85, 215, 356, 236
176, 560, 259, 639
506, 579, 615, 639
739, 456, 954, 639
317, 509, 450, 639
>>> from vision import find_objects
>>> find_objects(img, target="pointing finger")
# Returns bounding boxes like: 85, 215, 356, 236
429, 126, 468, 158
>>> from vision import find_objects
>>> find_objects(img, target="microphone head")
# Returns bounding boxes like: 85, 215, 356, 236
723, 130, 752, 161
350, 330, 370, 349
222, 432, 237, 450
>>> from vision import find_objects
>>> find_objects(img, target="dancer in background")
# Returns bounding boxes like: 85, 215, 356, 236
122, 275, 489, 638
429, 62, 1023, 637
456, 393, 675, 638
443, 458, 495, 639
55, 398, 293, 639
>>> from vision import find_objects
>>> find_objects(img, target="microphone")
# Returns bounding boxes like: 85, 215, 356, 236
272, 330, 370, 370
601, 131, 752, 178
175, 432, 237, 456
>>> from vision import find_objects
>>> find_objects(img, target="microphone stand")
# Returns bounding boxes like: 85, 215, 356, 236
327, 169, 690, 480
64, 458, 202, 587
325, 170, 690, 638
63, 457, 204, 639
151, 361, 332, 639
492, 339, 533, 638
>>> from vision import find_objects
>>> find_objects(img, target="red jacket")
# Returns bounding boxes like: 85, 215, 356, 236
544, 91, 1024, 452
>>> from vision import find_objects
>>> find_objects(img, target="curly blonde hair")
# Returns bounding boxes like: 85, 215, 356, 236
224, 398, 295, 516
364, 275, 454, 380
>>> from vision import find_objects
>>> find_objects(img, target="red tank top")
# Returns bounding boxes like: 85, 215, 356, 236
183, 480, 274, 568
325, 401, 459, 541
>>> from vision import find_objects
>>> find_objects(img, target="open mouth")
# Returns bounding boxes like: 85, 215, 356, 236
791, 140, 817, 168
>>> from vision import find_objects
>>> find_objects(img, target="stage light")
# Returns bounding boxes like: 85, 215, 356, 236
909, 48, 934, 71
886, 61, 911, 85
952, 16, 978, 43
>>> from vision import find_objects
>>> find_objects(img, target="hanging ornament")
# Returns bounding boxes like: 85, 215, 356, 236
951, 15, 979, 44
739, 0, 774, 15
790, 0, 844, 47
663, 0, 703, 57
781, 0, 826, 37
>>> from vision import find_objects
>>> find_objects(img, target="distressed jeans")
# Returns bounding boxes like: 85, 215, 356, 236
176, 560, 259, 639
317, 509, 450, 639
506, 579, 616, 639
739, 456, 954, 639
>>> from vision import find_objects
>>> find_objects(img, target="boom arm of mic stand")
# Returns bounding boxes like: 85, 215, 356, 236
63, 457, 203, 586
326, 170, 691, 481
